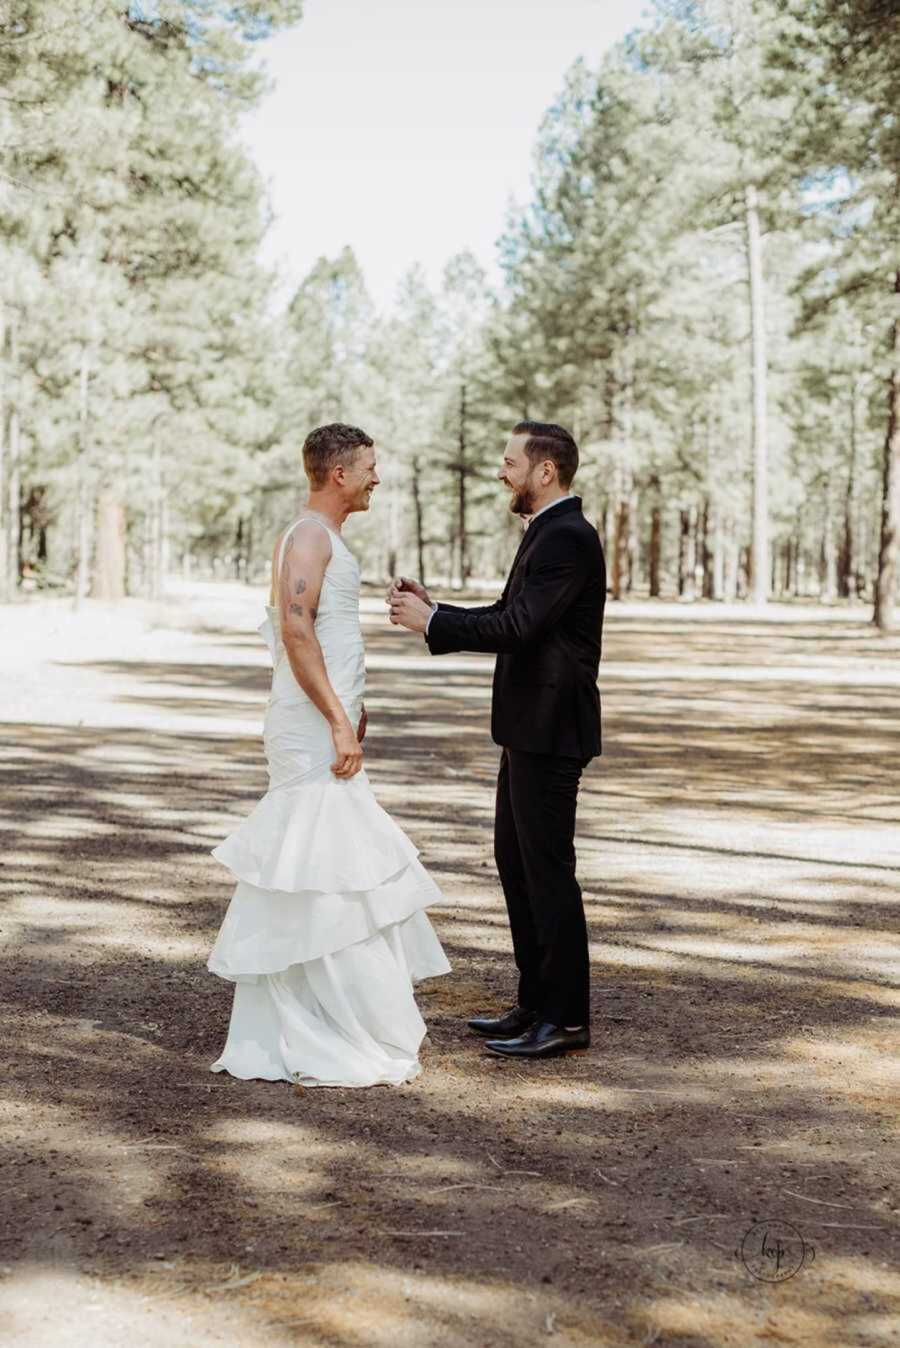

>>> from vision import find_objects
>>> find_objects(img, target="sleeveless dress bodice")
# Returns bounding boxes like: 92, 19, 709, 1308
262, 523, 366, 717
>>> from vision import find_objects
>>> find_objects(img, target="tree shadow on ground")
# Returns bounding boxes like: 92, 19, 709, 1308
2, 607, 898, 1346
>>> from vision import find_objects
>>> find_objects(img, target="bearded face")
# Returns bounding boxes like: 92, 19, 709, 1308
509, 473, 539, 517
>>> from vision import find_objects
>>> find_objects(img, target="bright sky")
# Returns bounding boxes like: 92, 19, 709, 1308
242, 0, 647, 310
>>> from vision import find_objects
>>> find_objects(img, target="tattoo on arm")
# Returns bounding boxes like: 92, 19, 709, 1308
295, 578, 307, 594
289, 603, 303, 617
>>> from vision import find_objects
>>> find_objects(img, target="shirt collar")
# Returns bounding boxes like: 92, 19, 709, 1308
525, 493, 574, 527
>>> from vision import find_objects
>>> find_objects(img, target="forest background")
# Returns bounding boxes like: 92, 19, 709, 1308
2, 0, 899, 630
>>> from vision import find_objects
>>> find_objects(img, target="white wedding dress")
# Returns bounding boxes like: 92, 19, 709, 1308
207, 515, 451, 1086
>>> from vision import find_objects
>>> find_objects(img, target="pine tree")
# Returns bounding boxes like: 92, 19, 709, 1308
775, 0, 900, 629
0, 0, 303, 599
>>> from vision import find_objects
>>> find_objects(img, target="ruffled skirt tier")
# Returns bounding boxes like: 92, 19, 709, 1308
207, 721, 451, 1086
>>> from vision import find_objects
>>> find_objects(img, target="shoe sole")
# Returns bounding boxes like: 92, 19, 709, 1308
485, 1043, 590, 1059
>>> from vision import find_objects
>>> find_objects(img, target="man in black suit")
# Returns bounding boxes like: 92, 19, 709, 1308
388, 421, 605, 1059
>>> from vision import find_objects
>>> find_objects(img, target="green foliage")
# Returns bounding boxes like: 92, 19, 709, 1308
2, 0, 897, 609
0, 0, 301, 595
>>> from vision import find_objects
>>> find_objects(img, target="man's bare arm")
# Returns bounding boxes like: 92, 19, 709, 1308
277, 524, 362, 779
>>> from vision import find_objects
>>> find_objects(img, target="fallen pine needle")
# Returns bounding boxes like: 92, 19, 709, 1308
670, 1214, 731, 1226
545, 1197, 599, 1212
612, 1088, 682, 1094
422, 1182, 506, 1195
596, 1169, 619, 1186
380, 1229, 463, 1238
804, 1222, 884, 1230
781, 1190, 857, 1210
205, 1266, 262, 1293
486, 1154, 542, 1176
757, 1325, 795, 1342
736, 1143, 793, 1150
119, 1141, 180, 1151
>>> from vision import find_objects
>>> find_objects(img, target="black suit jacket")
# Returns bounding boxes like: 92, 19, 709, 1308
425, 497, 606, 757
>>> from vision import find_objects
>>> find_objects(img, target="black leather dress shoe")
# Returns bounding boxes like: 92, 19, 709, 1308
467, 1006, 539, 1038
484, 1021, 590, 1059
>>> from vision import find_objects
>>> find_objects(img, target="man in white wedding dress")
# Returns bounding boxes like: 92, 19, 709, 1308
207, 423, 451, 1087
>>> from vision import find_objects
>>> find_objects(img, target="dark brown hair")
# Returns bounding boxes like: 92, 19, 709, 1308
302, 423, 374, 489
512, 420, 579, 488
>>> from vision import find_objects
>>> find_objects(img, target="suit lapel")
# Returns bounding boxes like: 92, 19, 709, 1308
500, 527, 534, 603
501, 497, 582, 600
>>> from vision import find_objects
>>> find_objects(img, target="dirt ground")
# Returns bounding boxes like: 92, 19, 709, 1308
1, 580, 898, 1348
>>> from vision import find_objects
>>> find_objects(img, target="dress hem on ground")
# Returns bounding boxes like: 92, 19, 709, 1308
208, 907, 451, 1087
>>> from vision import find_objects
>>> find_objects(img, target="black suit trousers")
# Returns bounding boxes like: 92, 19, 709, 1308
493, 747, 591, 1027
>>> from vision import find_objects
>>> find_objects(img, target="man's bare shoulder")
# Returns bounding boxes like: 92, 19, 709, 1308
278, 518, 333, 565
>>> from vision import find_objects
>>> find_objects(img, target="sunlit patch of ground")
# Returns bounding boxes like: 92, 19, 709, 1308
0, 582, 897, 1346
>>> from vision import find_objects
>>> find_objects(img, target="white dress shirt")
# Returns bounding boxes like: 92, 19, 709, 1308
526, 492, 574, 524
424, 494, 574, 635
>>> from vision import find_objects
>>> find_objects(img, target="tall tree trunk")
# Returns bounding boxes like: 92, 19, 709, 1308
712, 508, 725, 600
149, 434, 166, 597
611, 498, 629, 601
603, 497, 615, 560
4, 312, 21, 597
678, 507, 696, 599
854, 491, 867, 600
745, 183, 769, 606
839, 376, 858, 599
457, 382, 469, 585
794, 508, 805, 597
626, 480, 639, 594
8, 407, 20, 589
874, 271, 900, 632
162, 502, 171, 588
386, 461, 399, 581
0, 305, 6, 602
74, 349, 92, 608
782, 540, 793, 597
36, 494, 48, 564
620, 336, 637, 593
142, 511, 153, 598
22, 485, 49, 578
410, 455, 426, 587
234, 517, 244, 582
92, 490, 126, 601
11, 418, 22, 584
722, 517, 738, 601
821, 475, 838, 602
648, 491, 662, 599
699, 498, 714, 599
739, 544, 751, 599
